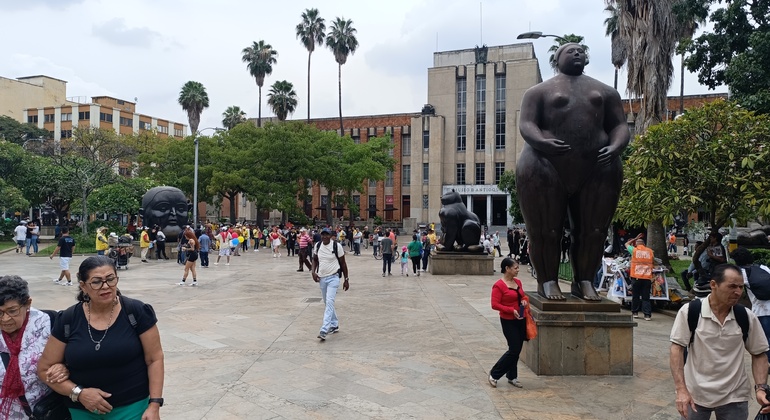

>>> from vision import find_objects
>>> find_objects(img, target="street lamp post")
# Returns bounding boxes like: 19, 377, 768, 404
516, 31, 566, 42
193, 127, 224, 227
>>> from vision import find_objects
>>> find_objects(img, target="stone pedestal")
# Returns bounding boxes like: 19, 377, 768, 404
521, 293, 636, 376
428, 252, 493, 275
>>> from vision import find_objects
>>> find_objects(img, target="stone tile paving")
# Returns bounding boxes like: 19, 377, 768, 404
0, 248, 763, 419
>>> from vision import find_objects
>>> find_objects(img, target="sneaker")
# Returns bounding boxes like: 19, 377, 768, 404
632, 313, 639, 319
388, 273, 392, 276
382, 273, 385, 277
226, 263, 230, 266
417, 272, 420, 277
297, 269, 303, 272
214, 262, 219, 266
317, 332, 327, 341
329, 326, 339, 334
508, 379, 523, 388
644, 317, 652, 321
488, 375, 497, 388
53, 278, 61, 283
177, 281, 185, 286
191, 281, 198, 287
63, 282, 72, 286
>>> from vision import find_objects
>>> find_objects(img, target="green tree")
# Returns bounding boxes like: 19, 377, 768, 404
206, 128, 256, 223
178, 81, 210, 135
296, 8, 326, 121
88, 177, 159, 216
685, 0, 770, 113
0, 179, 29, 214
496, 171, 522, 224
547, 34, 590, 73
604, 2, 627, 90
326, 17, 358, 134
242, 40, 278, 127
221, 106, 247, 130
616, 100, 770, 234
267, 80, 298, 121
0, 116, 51, 146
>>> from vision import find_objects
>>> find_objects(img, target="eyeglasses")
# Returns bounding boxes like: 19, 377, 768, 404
0, 306, 24, 318
87, 276, 119, 289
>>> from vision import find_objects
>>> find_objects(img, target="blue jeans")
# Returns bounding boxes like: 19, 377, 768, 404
685, 401, 747, 420
319, 274, 340, 334
200, 251, 209, 267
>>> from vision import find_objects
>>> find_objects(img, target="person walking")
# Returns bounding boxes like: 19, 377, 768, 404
399, 246, 409, 276
380, 230, 394, 277
95, 227, 109, 256
269, 227, 285, 258
353, 228, 362, 256
215, 227, 231, 266
297, 228, 312, 272
139, 227, 150, 263
49, 226, 76, 286
488, 258, 528, 389
407, 235, 423, 276
13, 222, 26, 255
493, 231, 502, 258
670, 264, 770, 419
155, 229, 168, 260
199, 229, 211, 268
178, 228, 200, 286
311, 228, 349, 341
731, 247, 770, 364
626, 234, 654, 321
421, 231, 431, 272
372, 230, 380, 257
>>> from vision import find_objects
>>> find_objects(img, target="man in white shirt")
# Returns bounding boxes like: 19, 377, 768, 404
13, 222, 27, 254
312, 228, 349, 341
732, 247, 770, 365
670, 264, 770, 419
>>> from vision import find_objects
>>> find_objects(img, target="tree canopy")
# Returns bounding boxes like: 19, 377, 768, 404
0, 116, 51, 146
616, 100, 770, 231
496, 171, 522, 224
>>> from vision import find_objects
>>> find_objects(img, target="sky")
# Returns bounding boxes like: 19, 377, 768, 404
0, 0, 727, 132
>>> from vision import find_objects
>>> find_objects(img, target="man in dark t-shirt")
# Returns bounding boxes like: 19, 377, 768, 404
50, 226, 76, 286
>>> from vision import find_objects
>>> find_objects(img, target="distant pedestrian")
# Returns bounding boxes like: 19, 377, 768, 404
49, 226, 75, 286
13, 222, 26, 254
311, 228, 349, 341
488, 258, 527, 389
380, 230, 394, 277
199, 230, 211, 268
178, 228, 200, 286
139, 227, 150, 263
407, 235, 423, 276
215, 227, 231, 266
626, 234, 654, 321
297, 228, 312, 272
400, 246, 409, 276
156, 229, 168, 260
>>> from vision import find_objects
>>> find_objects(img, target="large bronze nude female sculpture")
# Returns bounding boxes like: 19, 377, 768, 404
516, 43, 630, 301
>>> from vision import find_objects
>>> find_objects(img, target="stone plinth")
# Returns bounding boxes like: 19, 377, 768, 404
429, 252, 493, 275
521, 293, 636, 376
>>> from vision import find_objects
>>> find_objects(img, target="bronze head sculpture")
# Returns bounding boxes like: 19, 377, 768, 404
140, 186, 190, 242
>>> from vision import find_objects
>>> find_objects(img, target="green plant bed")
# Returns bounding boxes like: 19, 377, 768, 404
32, 242, 97, 256
0, 241, 19, 252
668, 259, 690, 289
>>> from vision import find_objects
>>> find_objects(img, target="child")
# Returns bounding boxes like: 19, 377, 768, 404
400, 246, 409, 276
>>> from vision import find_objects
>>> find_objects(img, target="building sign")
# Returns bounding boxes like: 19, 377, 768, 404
385, 195, 394, 205
442, 184, 506, 195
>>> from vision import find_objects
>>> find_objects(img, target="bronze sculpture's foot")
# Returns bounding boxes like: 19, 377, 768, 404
538, 280, 566, 300
467, 245, 483, 252
571, 280, 601, 301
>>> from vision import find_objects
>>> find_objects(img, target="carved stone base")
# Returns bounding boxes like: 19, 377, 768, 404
521, 293, 636, 376
428, 252, 494, 275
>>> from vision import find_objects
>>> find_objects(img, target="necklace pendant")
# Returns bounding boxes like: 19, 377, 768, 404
95, 343, 101, 351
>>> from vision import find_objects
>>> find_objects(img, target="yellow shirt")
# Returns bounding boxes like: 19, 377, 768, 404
140, 231, 150, 248
95, 233, 109, 251
428, 233, 437, 245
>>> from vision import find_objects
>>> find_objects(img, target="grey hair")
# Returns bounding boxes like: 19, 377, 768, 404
0, 276, 30, 307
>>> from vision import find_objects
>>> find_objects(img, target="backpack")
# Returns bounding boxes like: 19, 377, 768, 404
60, 295, 143, 340
685, 299, 749, 363
745, 265, 770, 300
315, 240, 342, 278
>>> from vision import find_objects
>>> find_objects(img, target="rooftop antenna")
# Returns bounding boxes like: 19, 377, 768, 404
479, 2, 483, 45
436, 32, 438, 52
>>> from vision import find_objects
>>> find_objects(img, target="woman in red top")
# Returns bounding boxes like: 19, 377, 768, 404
488, 257, 528, 388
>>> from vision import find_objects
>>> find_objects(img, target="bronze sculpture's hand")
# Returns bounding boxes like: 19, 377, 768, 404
533, 138, 571, 155
597, 144, 620, 165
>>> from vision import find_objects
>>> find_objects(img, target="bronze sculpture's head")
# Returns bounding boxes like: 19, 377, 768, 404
555, 42, 588, 75
140, 186, 189, 242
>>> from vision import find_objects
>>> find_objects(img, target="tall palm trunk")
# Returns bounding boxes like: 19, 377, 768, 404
337, 63, 343, 134
258, 85, 262, 127
613, 67, 619, 90
679, 52, 685, 115
307, 51, 312, 121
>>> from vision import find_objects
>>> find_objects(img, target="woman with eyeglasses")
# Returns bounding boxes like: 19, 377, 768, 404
37, 256, 165, 419
0, 275, 69, 419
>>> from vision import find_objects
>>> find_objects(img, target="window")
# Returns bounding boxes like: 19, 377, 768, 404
369, 179, 377, 188
99, 112, 113, 123
353, 195, 360, 214
422, 194, 429, 208
401, 134, 411, 156
475, 163, 485, 185
402, 165, 411, 186
44, 114, 55, 123
456, 163, 466, 185
60, 130, 72, 139
139, 121, 152, 130
119, 117, 133, 127
422, 130, 429, 150
475, 75, 486, 150
117, 99, 125, 105
368, 195, 377, 218
157, 125, 168, 134
495, 162, 505, 184
423, 163, 429, 184
495, 74, 506, 149
78, 111, 90, 120
456, 78, 467, 151
27, 115, 38, 123
61, 113, 72, 122
385, 170, 394, 187
174, 129, 184, 137
352, 134, 360, 144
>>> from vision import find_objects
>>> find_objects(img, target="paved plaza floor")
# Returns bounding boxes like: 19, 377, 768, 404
0, 246, 764, 419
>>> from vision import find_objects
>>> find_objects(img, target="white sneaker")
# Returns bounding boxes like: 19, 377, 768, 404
53, 278, 61, 284
177, 281, 185, 286
63, 282, 72, 286
191, 281, 198, 286
226, 263, 230, 266
214, 262, 219, 266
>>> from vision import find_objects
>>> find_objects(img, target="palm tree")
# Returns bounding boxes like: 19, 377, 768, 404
547, 34, 590, 73
267, 80, 298, 121
673, 0, 710, 114
296, 8, 326, 122
222, 106, 247, 130
326, 17, 358, 134
603, 2, 627, 90
178, 81, 209, 135
242, 40, 278, 127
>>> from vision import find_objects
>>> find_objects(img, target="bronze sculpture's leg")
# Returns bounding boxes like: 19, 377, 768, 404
516, 154, 568, 300
567, 159, 623, 301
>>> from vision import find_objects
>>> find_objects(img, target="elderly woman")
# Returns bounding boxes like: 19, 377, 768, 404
38, 256, 165, 419
0, 275, 68, 419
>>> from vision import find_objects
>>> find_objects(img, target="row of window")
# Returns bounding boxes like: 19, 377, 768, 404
399, 162, 505, 187
456, 75, 506, 152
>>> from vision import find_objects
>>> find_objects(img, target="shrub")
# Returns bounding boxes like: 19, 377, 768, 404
750, 249, 770, 266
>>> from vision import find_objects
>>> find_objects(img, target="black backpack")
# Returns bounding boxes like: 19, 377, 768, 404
745, 265, 770, 301
684, 299, 749, 363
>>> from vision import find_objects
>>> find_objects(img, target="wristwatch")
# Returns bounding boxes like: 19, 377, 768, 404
70, 385, 82, 402
755, 384, 769, 393
149, 397, 164, 407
